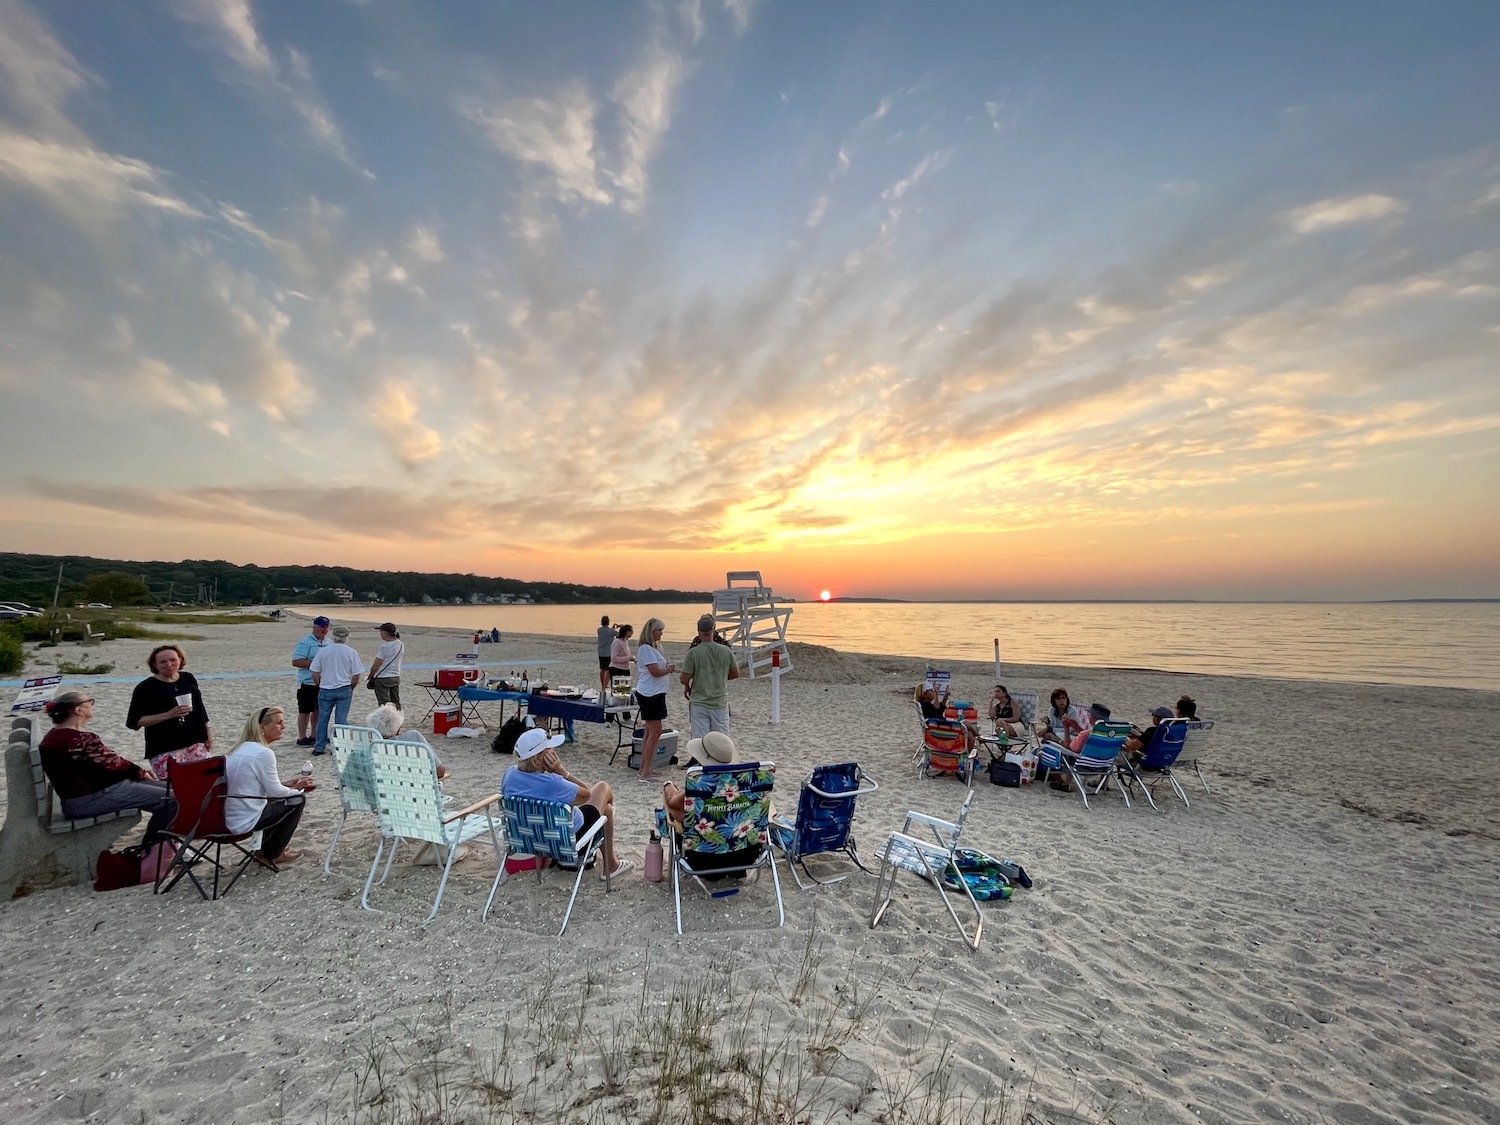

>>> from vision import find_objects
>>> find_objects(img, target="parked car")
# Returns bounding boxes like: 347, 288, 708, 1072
84, 602, 113, 609
0, 610, 24, 621
0, 602, 41, 617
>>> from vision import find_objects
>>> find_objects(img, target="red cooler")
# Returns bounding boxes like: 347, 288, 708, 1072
435, 667, 479, 689
433, 705, 461, 734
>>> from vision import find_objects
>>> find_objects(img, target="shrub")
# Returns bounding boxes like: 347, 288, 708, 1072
0, 627, 22, 675
58, 661, 114, 675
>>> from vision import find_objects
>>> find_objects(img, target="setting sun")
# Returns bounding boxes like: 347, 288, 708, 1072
819, 590, 832, 602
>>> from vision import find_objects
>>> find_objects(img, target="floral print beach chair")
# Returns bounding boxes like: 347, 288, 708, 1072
667, 761, 785, 935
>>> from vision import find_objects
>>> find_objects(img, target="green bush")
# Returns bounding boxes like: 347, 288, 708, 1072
58, 660, 114, 675
0, 627, 22, 675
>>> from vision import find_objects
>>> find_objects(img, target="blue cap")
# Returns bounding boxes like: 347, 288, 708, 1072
313, 616, 331, 627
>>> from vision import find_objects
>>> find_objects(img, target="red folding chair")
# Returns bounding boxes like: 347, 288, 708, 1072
155, 756, 273, 900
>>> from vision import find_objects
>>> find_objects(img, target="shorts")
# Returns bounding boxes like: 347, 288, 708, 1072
608, 666, 630, 678
576, 803, 602, 840
296, 682, 319, 715
688, 703, 730, 739
636, 692, 667, 722
598, 656, 612, 670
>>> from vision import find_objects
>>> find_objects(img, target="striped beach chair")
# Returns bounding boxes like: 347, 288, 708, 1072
324, 724, 380, 875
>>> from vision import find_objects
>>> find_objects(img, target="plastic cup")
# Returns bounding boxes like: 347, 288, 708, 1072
175, 694, 192, 709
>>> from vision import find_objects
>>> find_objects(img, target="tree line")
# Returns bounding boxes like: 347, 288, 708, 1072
0, 552, 711, 608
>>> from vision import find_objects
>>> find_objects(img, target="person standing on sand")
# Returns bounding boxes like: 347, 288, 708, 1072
366, 623, 405, 709
309, 625, 364, 755
596, 615, 614, 695
290, 616, 331, 747
633, 618, 676, 782
680, 613, 738, 739
126, 643, 214, 774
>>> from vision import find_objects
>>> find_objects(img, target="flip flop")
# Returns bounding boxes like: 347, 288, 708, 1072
600, 859, 633, 882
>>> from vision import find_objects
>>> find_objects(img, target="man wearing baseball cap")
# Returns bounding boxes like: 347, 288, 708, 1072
1124, 706, 1176, 760
679, 613, 738, 739
290, 616, 331, 747
502, 728, 630, 881
309, 625, 364, 755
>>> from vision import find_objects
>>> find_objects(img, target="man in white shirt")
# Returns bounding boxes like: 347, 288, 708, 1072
310, 625, 365, 755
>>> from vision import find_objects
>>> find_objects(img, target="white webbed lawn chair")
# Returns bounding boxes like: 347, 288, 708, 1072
1177, 719, 1216, 792
482, 794, 611, 936
324, 724, 380, 875
362, 739, 504, 923
870, 789, 983, 951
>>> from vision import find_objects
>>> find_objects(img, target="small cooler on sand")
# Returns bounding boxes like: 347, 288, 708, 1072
630, 728, 678, 772
433, 705, 462, 735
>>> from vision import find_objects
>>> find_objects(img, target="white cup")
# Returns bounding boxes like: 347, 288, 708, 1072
175, 694, 192, 709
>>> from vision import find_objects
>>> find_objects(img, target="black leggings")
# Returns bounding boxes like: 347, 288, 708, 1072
253, 795, 305, 858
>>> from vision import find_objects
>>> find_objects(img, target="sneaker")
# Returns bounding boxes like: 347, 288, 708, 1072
312, 748, 327, 756
600, 859, 633, 882
295, 737, 315, 747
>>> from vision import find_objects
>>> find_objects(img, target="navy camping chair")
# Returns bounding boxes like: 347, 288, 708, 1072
770, 762, 880, 889
1117, 720, 1191, 810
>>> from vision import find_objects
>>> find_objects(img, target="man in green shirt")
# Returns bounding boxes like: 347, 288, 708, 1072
679, 613, 739, 738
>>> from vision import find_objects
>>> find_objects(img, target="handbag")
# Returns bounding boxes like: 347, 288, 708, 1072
94, 847, 143, 892
138, 840, 178, 885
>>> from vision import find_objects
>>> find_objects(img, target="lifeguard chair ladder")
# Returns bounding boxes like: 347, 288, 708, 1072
711, 571, 793, 679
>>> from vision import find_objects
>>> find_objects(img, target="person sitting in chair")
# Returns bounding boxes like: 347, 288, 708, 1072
225, 706, 316, 866
501, 728, 630, 880
917, 686, 977, 751
989, 684, 1028, 739
367, 703, 447, 779
1046, 702, 1112, 792
1124, 706, 1174, 760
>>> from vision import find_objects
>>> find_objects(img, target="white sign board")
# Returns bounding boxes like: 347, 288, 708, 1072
923, 669, 951, 698
11, 675, 62, 713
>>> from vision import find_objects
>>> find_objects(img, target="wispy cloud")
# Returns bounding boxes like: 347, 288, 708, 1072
461, 82, 611, 207
0, 0, 94, 141
1282, 192, 1406, 234
0, 130, 201, 225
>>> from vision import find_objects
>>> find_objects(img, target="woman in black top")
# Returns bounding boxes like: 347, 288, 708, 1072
126, 644, 214, 775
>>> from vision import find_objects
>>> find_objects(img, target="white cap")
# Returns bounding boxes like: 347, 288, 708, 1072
514, 727, 566, 759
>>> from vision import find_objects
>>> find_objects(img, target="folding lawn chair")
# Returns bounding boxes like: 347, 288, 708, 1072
324, 724, 380, 874
1178, 719, 1216, 793
870, 789, 983, 950
770, 762, 880, 889
362, 740, 504, 923
1116, 720, 1191, 810
667, 761, 784, 935
482, 794, 611, 936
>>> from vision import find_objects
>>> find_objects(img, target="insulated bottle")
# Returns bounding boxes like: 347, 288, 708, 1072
644, 832, 663, 882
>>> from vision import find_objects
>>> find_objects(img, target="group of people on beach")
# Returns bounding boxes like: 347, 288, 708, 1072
290, 616, 406, 753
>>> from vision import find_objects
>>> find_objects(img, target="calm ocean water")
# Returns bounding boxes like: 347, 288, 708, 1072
315, 601, 1499, 691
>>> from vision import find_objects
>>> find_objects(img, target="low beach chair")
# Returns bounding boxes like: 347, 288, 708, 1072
667, 761, 784, 935
324, 724, 380, 875
870, 789, 982, 950
770, 762, 880, 889
362, 739, 504, 923
483, 794, 610, 935
156, 756, 270, 901
1178, 719, 1217, 792
913, 705, 977, 785
1116, 720, 1191, 810
1045, 722, 1133, 810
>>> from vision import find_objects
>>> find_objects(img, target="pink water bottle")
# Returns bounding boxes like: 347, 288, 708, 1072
644, 832, 663, 882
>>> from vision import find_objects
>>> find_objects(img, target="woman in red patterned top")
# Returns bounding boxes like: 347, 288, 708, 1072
38, 691, 178, 844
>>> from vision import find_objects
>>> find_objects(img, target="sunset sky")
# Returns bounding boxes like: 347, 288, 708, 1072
1, 1, 1497, 601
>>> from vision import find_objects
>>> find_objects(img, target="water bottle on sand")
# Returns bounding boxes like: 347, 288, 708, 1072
300, 760, 313, 779
645, 832, 663, 882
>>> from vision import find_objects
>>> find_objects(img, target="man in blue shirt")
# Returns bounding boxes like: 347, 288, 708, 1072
502, 728, 630, 880
290, 616, 330, 747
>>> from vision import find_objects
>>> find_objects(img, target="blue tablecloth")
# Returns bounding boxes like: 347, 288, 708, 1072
455, 687, 612, 741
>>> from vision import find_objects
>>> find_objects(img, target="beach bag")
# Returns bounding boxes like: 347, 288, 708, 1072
94, 847, 142, 892
491, 715, 530, 755
940, 848, 1014, 901
989, 758, 1021, 787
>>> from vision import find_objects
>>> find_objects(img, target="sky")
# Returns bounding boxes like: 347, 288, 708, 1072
0, 0, 1497, 602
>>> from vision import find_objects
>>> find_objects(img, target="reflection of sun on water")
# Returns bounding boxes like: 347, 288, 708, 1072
819, 590, 832, 602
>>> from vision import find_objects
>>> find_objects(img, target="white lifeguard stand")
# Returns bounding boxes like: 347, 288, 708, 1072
712, 571, 793, 679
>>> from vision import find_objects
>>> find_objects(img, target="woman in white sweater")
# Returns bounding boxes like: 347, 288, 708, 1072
224, 706, 316, 866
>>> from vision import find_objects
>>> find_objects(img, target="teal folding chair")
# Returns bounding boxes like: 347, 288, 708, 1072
483, 794, 610, 936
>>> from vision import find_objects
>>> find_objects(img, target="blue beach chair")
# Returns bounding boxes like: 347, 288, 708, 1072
1040, 722, 1133, 809
482, 794, 611, 936
667, 761, 785, 935
769, 762, 880, 889
1117, 720, 1191, 810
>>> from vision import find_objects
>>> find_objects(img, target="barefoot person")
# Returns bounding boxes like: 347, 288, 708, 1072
633, 617, 676, 782
502, 728, 631, 880
224, 706, 315, 866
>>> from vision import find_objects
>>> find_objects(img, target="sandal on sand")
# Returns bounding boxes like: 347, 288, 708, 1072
262, 849, 301, 865
600, 860, 633, 882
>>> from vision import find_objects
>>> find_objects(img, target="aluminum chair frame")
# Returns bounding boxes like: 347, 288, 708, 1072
1056, 723, 1133, 810
1116, 720, 1191, 810
870, 789, 982, 950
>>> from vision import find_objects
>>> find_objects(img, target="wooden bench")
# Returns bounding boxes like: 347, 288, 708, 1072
0, 714, 142, 897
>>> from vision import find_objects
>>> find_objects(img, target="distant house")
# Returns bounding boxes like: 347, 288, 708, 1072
470, 593, 483, 605
421, 594, 435, 605
333, 588, 354, 603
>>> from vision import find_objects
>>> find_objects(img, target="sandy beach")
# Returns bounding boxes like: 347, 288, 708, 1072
1, 615, 1497, 1124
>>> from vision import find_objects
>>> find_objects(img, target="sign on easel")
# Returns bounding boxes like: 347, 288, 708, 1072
11, 675, 62, 712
